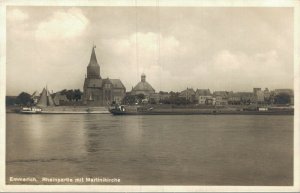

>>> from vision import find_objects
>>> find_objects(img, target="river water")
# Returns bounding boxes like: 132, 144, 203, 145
6, 113, 293, 185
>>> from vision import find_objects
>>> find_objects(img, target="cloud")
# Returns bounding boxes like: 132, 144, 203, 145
35, 8, 89, 40
212, 49, 282, 73
98, 32, 184, 91
7, 9, 28, 21
213, 50, 243, 71
207, 49, 292, 90
102, 32, 181, 71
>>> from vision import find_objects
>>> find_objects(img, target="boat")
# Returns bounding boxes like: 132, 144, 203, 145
109, 104, 294, 116
20, 107, 42, 114
109, 105, 157, 115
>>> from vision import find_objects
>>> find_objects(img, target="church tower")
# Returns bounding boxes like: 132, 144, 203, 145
87, 46, 101, 79
83, 45, 126, 106
83, 45, 103, 106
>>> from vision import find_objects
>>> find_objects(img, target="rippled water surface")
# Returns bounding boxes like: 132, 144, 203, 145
6, 114, 293, 185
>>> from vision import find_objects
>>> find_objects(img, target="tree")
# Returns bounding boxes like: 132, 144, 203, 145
136, 94, 145, 100
16, 92, 33, 106
60, 89, 67, 95
122, 95, 136, 105
74, 89, 82, 101
65, 90, 75, 101
274, 93, 291, 104
6, 96, 17, 106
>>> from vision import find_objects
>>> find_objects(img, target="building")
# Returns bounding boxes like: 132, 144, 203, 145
53, 92, 69, 106
213, 91, 229, 106
131, 74, 155, 98
235, 92, 255, 104
256, 90, 265, 103
149, 93, 160, 103
274, 89, 294, 96
228, 93, 241, 105
110, 79, 127, 104
195, 89, 211, 98
198, 95, 214, 105
253, 88, 261, 95
179, 88, 196, 103
195, 89, 212, 104
215, 96, 228, 106
158, 91, 170, 101
83, 46, 126, 106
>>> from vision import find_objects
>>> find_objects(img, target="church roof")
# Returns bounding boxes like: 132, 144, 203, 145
102, 78, 111, 85
88, 46, 99, 67
132, 81, 155, 92
110, 79, 126, 89
132, 74, 155, 92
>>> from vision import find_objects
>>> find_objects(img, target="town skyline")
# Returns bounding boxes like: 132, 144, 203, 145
6, 6, 294, 96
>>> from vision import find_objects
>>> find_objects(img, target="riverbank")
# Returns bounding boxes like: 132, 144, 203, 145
109, 104, 294, 115
6, 106, 109, 114
6, 104, 293, 115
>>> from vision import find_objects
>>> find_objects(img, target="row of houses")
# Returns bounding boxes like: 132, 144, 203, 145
173, 87, 294, 105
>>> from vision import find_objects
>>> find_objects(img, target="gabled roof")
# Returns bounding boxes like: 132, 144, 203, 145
195, 89, 211, 96
213, 91, 229, 97
102, 78, 112, 85
110, 79, 126, 90
179, 88, 195, 96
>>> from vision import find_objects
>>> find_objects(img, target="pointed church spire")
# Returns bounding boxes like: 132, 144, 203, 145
87, 45, 101, 79
88, 45, 99, 66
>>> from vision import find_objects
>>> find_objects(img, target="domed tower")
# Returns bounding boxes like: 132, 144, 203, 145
131, 73, 155, 97
87, 46, 101, 79
141, 73, 146, 82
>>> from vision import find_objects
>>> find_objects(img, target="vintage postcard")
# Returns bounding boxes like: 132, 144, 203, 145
0, 0, 299, 192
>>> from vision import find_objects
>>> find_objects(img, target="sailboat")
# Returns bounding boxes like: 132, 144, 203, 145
36, 87, 55, 107
20, 87, 55, 114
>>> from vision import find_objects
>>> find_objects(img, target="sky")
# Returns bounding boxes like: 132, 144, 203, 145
6, 6, 294, 96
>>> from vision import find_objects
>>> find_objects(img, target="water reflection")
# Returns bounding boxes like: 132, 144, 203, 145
121, 116, 144, 145
6, 114, 293, 185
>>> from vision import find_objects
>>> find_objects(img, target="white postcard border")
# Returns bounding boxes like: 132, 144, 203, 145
0, 0, 299, 192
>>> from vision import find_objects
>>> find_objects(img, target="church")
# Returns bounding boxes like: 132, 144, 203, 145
83, 46, 126, 106
131, 73, 155, 98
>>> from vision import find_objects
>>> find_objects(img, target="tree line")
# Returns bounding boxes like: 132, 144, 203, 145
6, 89, 83, 106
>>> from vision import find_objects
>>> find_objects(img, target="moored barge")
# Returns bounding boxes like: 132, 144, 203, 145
109, 105, 294, 115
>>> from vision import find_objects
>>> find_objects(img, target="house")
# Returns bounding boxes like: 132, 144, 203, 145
198, 95, 213, 105
213, 91, 229, 105
53, 92, 69, 106
179, 88, 196, 103
195, 89, 212, 104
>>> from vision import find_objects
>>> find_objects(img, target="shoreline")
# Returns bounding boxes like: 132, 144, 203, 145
6, 105, 294, 115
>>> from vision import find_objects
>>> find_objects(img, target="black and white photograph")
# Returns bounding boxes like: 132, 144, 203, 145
1, 0, 299, 192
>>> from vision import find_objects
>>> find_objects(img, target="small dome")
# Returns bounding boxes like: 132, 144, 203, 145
132, 81, 155, 92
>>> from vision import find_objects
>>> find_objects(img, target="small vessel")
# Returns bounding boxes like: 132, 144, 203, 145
20, 107, 42, 114
36, 87, 55, 108
109, 105, 154, 115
